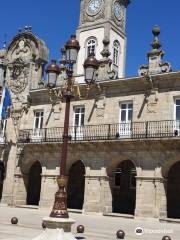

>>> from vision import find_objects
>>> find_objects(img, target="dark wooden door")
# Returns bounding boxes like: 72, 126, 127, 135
0, 161, 5, 200
67, 161, 85, 210
167, 162, 180, 219
27, 161, 42, 205
113, 160, 136, 215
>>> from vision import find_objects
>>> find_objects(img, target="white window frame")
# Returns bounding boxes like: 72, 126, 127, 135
33, 110, 44, 130
73, 106, 85, 127
174, 98, 180, 136
72, 106, 85, 140
119, 101, 133, 123
32, 110, 44, 141
119, 101, 133, 138
86, 37, 97, 58
174, 98, 180, 120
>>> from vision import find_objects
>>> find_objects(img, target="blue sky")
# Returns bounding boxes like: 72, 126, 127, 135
0, 0, 180, 77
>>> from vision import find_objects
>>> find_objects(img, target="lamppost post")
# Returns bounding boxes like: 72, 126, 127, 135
46, 35, 80, 219
33, 35, 99, 240
45, 35, 99, 220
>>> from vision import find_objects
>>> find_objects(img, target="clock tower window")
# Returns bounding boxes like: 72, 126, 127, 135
113, 40, 120, 66
86, 38, 97, 57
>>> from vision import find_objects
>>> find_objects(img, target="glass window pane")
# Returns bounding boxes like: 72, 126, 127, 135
75, 114, 79, 126
121, 110, 126, 122
176, 100, 180, 106
75, 108, 80, 113
40, 117, 43, 129
128, 104, 133, 109
128, 110, 133, 121
35, 118, 39, 129
81, 108, 85, 113
81, 114, 84, 126
176, 106, 180, 120
121, 104, 127, 110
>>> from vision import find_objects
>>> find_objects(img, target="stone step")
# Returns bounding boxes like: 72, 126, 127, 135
16, 205, 39, 209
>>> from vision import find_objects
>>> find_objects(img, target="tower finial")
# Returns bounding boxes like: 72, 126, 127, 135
151, 25, 161, 50
138, 25, 172, 76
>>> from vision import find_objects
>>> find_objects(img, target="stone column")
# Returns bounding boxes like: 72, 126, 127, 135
135, 176, 158, 218
1, 117, 18, 205
13, 168, 28, 206
102, 176, 112, 214
39, 174, 58, 208
83, 175, 103, 213
158, 178, 167, 219
1, 145, 17, 205
82, 165, 112, 214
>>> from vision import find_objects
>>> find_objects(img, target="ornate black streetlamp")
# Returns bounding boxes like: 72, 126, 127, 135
46, 35, 99, 220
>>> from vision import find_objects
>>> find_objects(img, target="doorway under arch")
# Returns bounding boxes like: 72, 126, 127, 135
27, 161, 42, 205
167, 161, 180, 219
112, 160, 136, 215
0, 161, 5, 200
67, 161, 85, 210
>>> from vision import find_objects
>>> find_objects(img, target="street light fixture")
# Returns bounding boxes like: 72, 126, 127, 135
45, 35, 99, 221
46, 60, 60, 88
65, 35, 80, 63
84, 53, 99, 85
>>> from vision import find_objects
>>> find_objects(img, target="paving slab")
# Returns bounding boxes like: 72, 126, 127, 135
0, 206, 179, 240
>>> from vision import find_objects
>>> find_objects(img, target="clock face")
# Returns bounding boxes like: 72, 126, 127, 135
87, 0, 103, 16
114, 1, 122, 20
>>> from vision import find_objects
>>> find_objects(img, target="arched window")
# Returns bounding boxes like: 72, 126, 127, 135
113, 40, 120, 66
86, 38, 97, 57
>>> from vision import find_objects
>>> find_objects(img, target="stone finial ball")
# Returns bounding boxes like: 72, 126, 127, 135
11, 217, 18, 225
42, 221, 46, 229
162, 236, 171, 240
77, 225, 85, 233
116, 230, 125, 239
152, 25, 160, 36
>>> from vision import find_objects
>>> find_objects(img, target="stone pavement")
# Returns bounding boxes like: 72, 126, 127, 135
0, 206, 179, 240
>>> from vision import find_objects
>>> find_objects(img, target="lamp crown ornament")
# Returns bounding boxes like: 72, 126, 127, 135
65, 35, 80, 50
46, 60, 60, 73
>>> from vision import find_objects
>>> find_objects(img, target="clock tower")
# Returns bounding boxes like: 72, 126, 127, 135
76, 0, 130, 82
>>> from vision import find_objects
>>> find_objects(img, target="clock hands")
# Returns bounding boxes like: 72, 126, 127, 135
88, 0, 102, 14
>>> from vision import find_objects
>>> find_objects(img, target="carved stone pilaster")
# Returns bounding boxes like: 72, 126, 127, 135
95, 91, 106, 117
16, 144, 24, 168
97, 38, 116, 81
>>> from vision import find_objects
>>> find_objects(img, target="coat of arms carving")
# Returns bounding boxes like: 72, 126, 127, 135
8, 58, 29, 94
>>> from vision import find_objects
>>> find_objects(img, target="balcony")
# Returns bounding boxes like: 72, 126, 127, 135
17, 120, 180, 144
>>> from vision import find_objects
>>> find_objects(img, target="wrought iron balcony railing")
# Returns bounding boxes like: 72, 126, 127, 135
18, 120, 180, 144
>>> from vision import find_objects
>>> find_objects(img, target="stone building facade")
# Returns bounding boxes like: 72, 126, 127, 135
0, 0, 180, 221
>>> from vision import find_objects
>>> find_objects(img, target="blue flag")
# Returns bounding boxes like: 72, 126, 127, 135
0, 87, 11, 125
